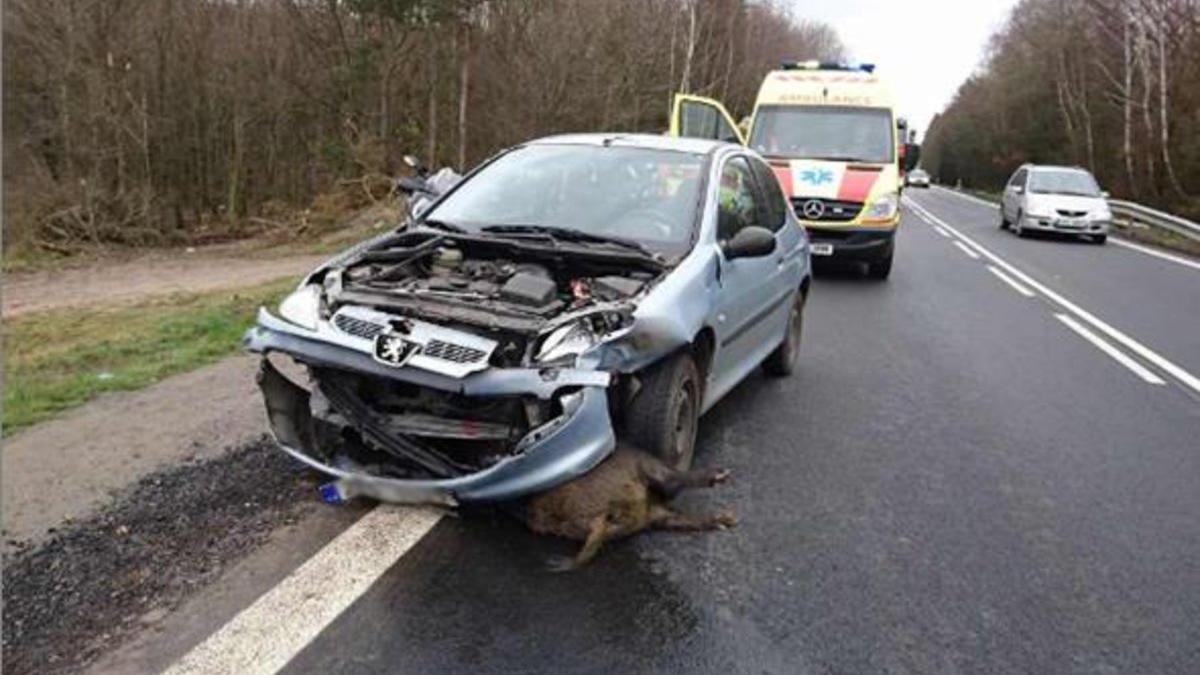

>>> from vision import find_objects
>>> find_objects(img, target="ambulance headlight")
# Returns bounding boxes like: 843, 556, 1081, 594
864, 192, 899, 221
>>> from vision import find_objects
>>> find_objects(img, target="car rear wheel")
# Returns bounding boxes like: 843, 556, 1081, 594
998, 207, 1008, 230
625, 352, 700, 470
763, 292, 805, 377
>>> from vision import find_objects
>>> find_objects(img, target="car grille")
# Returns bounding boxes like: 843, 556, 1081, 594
792, 198, 863, 222
333, 314, 385, 340
332, 312, 488, 365
1055, 209, 1088, 218
423, 339, 487, 364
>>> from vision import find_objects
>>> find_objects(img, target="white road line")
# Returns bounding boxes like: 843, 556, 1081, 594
954, 241, 980, 259
1110, 237, 1200, 272
931, 186, 1200, 273
1055, 314, 1166, 385
986, 265, 1035, 298
933, 225, 951, 238
906, 197, 1200, 396
164, 506, 442, 675
932, 185, 998, 208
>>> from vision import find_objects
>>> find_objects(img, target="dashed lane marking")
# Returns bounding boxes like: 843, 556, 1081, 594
933, 185, 1200, 274
905, 196, 1200, 396
1055, 314, 1166, 385
164, 505, 442, 675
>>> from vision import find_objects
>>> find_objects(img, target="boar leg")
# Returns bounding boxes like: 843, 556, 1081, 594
649, 505, 737, 531
547, 515, 612, 572
643, 464, 731, 499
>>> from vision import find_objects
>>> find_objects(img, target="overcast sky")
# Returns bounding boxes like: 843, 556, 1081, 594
788, 0, 1018, 140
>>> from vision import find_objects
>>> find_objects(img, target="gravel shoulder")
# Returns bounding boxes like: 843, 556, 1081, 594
2, 355, 275, 548
1, 439, 330, 675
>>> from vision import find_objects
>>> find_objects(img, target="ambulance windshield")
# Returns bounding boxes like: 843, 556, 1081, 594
749, 106, 893, 164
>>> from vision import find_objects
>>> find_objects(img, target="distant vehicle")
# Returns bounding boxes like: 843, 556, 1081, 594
668, 61, 904, 279
905, 168, 930, 188
246, 134, 811, 506
999, 164, 1110, 244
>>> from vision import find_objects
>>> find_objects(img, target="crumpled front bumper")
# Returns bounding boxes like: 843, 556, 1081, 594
245, 309, 617, 506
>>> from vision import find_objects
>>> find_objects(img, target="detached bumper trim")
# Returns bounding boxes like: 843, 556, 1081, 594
258, 359, 616, 505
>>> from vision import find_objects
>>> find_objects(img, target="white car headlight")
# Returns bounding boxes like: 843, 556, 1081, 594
536, 320, 599, 366
278, 284, 321, 331
864, 192, 898, 220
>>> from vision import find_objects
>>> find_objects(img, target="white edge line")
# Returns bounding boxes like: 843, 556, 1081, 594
1055, 314, 1166, 385
986, 265, 1035, 298
1110, 237, 1200, 272
933, 225, 951, 238
954, 240, 981, 259
934, 186, 1200, 273
932, 185, 999, 208
164, 506, 442, 675
906, 198, 1200, 396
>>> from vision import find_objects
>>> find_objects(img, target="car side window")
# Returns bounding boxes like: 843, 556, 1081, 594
1011, 169, 1028, 188
748, 157, 787, 232
717, 157, 763, 242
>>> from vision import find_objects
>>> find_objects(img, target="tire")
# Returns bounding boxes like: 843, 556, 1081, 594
999, 206, 1008, 230
625, 352, 701, 470
867, 249, 893, 279
1092, 234, 1107, 245
763, 292, 805, 377
1013, 211, 1028, 238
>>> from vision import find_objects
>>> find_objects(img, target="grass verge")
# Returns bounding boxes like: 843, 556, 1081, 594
3, 278, 296, 433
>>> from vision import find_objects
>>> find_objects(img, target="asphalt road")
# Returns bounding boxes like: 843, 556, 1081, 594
176, 189, 1200, 674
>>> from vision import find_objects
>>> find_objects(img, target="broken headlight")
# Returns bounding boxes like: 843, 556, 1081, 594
535, 310, 632, 367
278, 284, 321, 331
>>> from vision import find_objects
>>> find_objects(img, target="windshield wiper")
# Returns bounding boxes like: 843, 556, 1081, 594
480, 224, 661, 260
420, 218, 467, 233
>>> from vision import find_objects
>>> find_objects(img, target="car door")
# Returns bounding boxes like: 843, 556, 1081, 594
1003, 168, 1027, 220
669, 94, 747, 145
706, 155, 790, 407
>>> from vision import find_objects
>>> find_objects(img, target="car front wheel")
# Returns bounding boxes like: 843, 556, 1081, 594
625, 352, 701, 470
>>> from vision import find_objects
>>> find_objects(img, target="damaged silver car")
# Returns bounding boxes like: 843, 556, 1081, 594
245, 134, 811, 506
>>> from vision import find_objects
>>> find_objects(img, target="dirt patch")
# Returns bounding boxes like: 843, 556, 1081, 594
1, 250, 327, 318
1, 439, 322, 675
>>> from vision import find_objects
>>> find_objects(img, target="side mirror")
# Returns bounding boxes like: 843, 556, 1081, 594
724, 226, 776, 259
1013, 185, 1024, 194
397, 175, 434, 196
403, 154, 429, 178
1101, 190, 1110, 199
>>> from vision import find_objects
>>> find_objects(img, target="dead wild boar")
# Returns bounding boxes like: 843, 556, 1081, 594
524, 443, 736, 571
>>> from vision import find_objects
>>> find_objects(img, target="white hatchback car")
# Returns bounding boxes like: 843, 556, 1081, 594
999, 165, 1111, 244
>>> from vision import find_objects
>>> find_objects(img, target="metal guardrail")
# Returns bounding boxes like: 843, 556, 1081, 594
1108, 199, 1200, 243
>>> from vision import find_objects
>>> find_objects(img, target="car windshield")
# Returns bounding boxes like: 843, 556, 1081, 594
1028, 170, 1100, 197
425, 144, 706, 257
911, 170, 928, 178
749, 105, 894, 164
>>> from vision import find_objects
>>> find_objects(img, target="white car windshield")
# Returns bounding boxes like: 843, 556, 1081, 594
1029, 170, 1100, 197
749, 105, 894, 164
426, 144, 706, 257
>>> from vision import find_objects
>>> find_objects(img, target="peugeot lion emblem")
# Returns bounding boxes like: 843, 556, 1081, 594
801, 199, 825, 220
374, 333, 422, 367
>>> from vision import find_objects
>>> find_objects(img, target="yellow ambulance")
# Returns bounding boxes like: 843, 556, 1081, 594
670, 61, 903, 278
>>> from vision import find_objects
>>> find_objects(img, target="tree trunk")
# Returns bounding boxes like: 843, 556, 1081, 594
456, 22, 470, 171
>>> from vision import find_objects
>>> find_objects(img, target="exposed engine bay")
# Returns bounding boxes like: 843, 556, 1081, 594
275, 230, 666, 483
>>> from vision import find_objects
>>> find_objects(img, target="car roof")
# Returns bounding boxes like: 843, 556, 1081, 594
1022, 164, 1093, 174
526, 133, 731, 156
